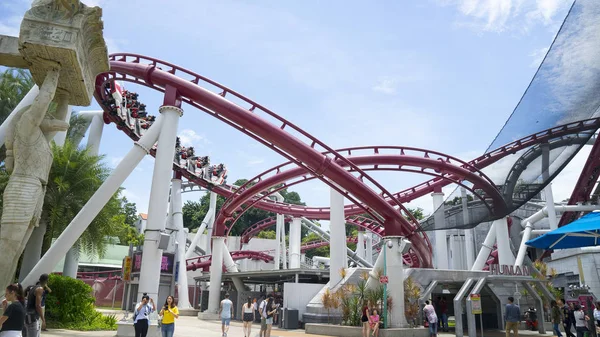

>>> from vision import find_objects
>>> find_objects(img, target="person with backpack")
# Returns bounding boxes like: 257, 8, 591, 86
0, 284, 26, 337
24, 274, 48, 337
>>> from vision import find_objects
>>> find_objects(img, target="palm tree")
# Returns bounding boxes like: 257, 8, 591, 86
41, 140, 126, 258
0, 68, 34, 122
0, 68, 35, 163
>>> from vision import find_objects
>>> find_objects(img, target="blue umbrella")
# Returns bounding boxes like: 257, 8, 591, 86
526, 212, 600, 249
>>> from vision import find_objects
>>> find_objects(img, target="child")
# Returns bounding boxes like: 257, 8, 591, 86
370, 309, 380, 337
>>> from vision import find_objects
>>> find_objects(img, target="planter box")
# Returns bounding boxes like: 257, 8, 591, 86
305, 323, 429, 337
116, 321, 159, 337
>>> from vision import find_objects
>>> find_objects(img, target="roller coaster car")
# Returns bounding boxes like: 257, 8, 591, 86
109, 81, 123, 107
208, 164, 227, 185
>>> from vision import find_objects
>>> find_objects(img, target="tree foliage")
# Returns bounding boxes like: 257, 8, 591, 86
182, 179, 307, 236
0, 68, 34, 123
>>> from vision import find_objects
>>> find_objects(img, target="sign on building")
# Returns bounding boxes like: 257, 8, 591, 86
489, 264, 530, 276
470, 294, 482, 314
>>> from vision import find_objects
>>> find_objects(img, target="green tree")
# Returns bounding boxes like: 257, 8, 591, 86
0, 68, 34, 162
257, 230, 276, 239
40, 140, 126, 258
0, 68, 34, 122
182, 178, 307, 236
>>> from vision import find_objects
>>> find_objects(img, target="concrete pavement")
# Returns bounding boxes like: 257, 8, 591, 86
42, 316, 330, 337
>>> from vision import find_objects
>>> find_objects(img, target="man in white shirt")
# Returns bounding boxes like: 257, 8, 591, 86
258, 296, 271, 337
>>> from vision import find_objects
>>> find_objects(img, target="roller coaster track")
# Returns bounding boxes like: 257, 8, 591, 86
96, 53, 600, 269
186, 250, 274, 272
185, 237, 359, 272
241, 215, 385, 244
221, 147, 506, 235
97, 53, 433, 267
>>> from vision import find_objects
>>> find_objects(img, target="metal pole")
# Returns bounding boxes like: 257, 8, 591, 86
479, 314, 484, 337
112, 279, 118, 309
383, 240, 388, 329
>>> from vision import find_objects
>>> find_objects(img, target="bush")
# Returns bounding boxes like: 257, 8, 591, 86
42, 274, 116, 331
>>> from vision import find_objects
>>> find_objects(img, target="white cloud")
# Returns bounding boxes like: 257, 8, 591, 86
438, 0, 571, 33
372, 77, 398, 95
108, 156, 123, 168
104, 37, 128, 54
529, 46, 549, 68
0, 15, 23, 37
247, 159, 265, 166
178, 129, 207, 148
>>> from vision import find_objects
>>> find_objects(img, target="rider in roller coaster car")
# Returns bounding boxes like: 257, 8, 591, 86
174, 137, 182, 162
140, 115, 155, 129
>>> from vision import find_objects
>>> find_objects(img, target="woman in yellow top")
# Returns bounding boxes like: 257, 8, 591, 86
159, 295, 179, 337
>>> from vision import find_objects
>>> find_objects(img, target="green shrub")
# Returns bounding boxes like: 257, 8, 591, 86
42, 274, 116, 331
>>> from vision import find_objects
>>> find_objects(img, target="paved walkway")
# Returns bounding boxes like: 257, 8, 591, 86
42, 316, 329, 337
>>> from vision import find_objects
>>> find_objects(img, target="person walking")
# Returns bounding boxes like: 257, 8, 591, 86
361, 301, 371, 337
505, 296, 521, 337
264, 297, 277, 337
593, 302, 600, 328
562, 300, 576, 337
219, 293, 233, 337
133, 293, 155, 337
0, 284, 26, 337
259, 296, 271, 337
159, 295, 179, 337
573, 305, 590, 337
439, 297, 449, 332
552, 300, 564, 337
24, 275, 47, 337
242, 297, 255, 337
423, 300, 438, 337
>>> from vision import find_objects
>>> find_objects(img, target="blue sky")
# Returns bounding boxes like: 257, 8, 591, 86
1, 0, 587, 224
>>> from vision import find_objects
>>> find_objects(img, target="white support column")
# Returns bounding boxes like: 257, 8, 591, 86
281, 218, 287, 269
515, 222, 533, 267
52, 106, 72, 146
274, 215, 281, 270
366, 234, 373, 264
471, 221, 497, 271
207, 236, 225, 313
366, 249, 385, 289
222, 244, 238, 273
185, 192, 216, 259
461, 188, 475, 268
86, 112, 105, 156
289, 217, 302, 269
205, 192, 217, 255
137, 105, 182, 302
329, 186, 348, 286
385, 237, 408, 328
172, 177, 191, 309
241, 243, 249, 271
541, 143, 558, 230
62, 246, 79, 278
432, 191, 448, 269
0, 85, 39, 147
18, 220, 46, 281
356, 231, 365, 259
494, 217, 515, 266
21, 115, 165, 287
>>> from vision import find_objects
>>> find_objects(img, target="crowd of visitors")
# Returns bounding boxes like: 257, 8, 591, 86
0, 274, 50, 337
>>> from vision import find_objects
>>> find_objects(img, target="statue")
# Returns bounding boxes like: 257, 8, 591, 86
0, 64, 69, 290
0, 0, 108, 289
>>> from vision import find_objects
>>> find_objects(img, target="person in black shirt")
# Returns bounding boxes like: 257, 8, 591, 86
0, 283, 26, 336
561, 300, 576, 337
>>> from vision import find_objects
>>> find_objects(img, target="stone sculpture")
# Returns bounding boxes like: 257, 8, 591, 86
0, 0, 108, 290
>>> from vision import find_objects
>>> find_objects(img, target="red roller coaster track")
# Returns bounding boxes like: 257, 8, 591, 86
96, 53, 600, 269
